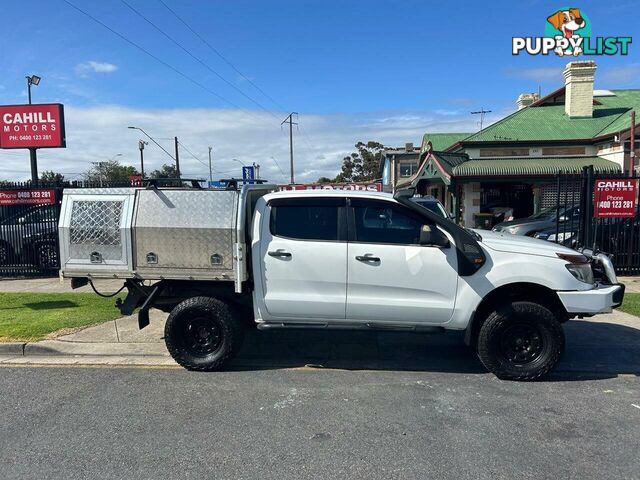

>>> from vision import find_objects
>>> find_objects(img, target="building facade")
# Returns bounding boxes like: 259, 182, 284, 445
387, 61, 639, 227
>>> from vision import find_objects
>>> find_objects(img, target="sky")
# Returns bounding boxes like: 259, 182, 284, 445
0, 0, 639, 182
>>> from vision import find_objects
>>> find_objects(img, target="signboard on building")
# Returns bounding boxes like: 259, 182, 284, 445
0, 103, 66, 149
280, 182, 383, 192
0, 188, 56, 206
593, 179, 638, 218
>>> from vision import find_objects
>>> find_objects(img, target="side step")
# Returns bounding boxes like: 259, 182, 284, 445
257, 322, 445, 333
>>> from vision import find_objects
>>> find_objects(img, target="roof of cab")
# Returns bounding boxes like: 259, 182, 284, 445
264, 189, 394, 201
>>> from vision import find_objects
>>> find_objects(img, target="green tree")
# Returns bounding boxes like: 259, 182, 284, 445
40, 170, 65, 183
316, 176, 333, 183
84, 160, 139, 183
150, 164, 177, 179
335, 141, 385, 183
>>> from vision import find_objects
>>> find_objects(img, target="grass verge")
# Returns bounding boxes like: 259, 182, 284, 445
618, 292, 640, 318
0, 292, 123, 342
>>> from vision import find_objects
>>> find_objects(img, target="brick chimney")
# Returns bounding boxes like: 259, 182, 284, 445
563, 61, 596, 118
516, 93, 540, 110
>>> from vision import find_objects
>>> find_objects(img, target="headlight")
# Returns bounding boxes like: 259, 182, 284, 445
549, 232, 573, 242
557, 252, 594, 284
565, 264, 594, 284
505, 226, 518, 234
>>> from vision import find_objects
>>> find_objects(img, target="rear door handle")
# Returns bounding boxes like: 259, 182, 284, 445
268, 250, 292, 258
355, 255, 380, 262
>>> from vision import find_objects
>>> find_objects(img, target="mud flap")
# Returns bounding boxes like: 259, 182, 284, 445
115, 281, 164, 330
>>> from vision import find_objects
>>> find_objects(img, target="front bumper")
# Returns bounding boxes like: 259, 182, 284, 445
557, 283, 625, 315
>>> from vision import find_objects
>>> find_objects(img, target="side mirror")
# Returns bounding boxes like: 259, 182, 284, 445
419, 224, 450, 248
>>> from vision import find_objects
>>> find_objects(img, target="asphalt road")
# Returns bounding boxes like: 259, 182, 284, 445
1, 365, 639, 480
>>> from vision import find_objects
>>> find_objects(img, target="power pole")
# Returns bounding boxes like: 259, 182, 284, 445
138, 140, 148, 178
471, 108, 492, 132
174, 136, 181, 179
281, 112, 298, 184
208, 146, 213, 182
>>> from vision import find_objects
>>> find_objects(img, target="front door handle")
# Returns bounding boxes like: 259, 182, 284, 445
355, 255, 380, 262
268, 250, 292, 258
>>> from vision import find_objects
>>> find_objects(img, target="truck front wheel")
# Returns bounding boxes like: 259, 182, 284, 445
477, 301, 565, 381
165, 296, 244, 371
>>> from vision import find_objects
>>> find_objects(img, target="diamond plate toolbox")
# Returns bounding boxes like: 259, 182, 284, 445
133, 189, 238, 278
59, 189, 136, 276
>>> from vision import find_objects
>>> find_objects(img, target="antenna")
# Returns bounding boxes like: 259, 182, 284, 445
471, 108, 492, 131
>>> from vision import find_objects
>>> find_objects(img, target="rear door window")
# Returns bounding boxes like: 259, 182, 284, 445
269, 197, 345, 241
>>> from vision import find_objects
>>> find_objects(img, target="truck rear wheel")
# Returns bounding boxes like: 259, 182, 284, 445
477, 301, 565, 381
165, 296, 244, 371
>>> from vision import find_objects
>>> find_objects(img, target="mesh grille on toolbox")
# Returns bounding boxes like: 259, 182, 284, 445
70, 200, 123, 246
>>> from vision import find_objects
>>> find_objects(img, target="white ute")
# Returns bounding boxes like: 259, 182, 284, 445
58, 183, 624, 380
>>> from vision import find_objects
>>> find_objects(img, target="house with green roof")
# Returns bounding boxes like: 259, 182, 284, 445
390, 61, 638, 227
380, 134, 470, 192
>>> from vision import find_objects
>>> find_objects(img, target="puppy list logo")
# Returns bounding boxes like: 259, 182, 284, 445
513, 7, 632, 56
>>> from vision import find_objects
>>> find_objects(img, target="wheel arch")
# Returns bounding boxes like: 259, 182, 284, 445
464, 282, 567, 347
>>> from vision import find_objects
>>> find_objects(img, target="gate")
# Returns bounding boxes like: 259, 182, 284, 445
0, 180, 131, 278
551, 167, 640, 275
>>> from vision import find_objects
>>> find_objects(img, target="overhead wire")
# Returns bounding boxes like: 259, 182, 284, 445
120, 0, 281, 121
157, 0, 287, 112
63, 0, 252, 113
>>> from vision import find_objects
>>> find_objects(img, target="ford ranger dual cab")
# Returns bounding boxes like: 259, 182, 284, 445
58, 184, 624, 380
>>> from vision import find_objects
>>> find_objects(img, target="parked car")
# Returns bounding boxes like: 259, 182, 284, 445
0, 204, 59, 268
410, 195, 451, 220
534, 227, 578, 247
493, 205, 581, 236
59, 185, 623, 381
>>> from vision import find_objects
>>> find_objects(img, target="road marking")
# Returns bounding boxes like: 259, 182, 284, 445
632, 404, 640, 410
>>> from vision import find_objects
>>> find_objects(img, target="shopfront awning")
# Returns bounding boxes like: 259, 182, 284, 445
452, 156, 621, 177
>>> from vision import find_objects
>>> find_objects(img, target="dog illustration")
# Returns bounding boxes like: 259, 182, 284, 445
547, 8, 586, 56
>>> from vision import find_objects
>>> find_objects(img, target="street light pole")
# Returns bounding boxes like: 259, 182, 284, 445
127, 126, 178, 178
26, 74, 41, 184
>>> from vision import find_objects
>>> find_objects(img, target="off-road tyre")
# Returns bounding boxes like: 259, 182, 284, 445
477, 301, 565, 381
165, 296, 244, 371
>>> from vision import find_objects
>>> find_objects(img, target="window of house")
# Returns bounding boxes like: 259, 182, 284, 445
399, 162, 418, 177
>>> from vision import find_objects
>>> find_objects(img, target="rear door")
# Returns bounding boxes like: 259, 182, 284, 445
258, 197, 347, 320
346, 198, 458, 325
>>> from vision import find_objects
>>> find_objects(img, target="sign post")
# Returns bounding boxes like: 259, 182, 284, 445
593, 179, 638, 218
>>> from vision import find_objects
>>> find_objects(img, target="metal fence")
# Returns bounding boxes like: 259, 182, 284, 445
0, 181, 130, 278
550, 167, 640, 275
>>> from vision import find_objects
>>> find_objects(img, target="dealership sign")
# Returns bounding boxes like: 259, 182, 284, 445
0, 188, 56, 206
0, 104, 66, 149
593, 179, 638, 218
280, 183, 383, 192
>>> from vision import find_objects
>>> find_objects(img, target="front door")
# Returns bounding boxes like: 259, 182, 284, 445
258, 197, 347, 320
346, 198, 458, 324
